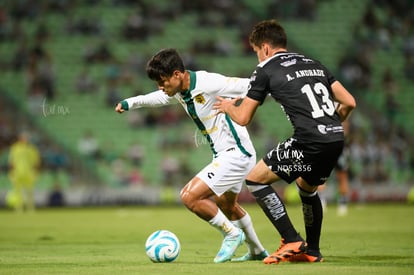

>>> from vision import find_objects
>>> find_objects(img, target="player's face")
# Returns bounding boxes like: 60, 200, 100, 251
157, 73, 181, 97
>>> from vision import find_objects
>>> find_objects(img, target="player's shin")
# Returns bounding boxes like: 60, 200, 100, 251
231, 212, 265, 254
297, 182, 323, 253
209, 208, 239, 237
246, 181, 302, 242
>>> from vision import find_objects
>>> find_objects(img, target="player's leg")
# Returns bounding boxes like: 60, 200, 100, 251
317, 183, 328, 212
24, 182, 35, 212
24, 171, 37, 212
180, 178, 238, 233
289, 141, 343, 263
334, 148, 350, 216
180, 177, 244, 263
215, 192, 268, 261
9, 172, 24, 212
245, 159, 306, 264
336, 169, 349, 216
292, 177, 324, 262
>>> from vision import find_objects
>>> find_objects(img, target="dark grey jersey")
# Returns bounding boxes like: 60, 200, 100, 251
247, 52, 344, 143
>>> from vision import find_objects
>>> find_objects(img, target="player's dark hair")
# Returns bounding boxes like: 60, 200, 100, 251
249, 19, 287, 49
146, 48, 185, 82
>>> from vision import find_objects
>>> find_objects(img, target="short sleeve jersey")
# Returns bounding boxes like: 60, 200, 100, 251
247, 52, 344, 143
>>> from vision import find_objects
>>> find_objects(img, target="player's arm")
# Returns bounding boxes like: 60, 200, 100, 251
213, 96, 260, 126
331, 81, 356, 122
115, 90, 174, 113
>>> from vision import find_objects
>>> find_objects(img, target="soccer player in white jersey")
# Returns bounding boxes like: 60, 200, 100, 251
115, 48, 268, 263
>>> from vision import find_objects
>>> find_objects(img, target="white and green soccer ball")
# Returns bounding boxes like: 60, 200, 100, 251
145, 230, 180, 263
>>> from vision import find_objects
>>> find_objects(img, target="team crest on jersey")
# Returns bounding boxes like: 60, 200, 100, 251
195, 94, 205, 104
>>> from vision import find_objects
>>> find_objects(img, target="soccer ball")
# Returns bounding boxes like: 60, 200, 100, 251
145, 230, 180, 263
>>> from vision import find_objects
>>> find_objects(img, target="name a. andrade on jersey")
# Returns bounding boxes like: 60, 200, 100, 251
285, 69, 325, 81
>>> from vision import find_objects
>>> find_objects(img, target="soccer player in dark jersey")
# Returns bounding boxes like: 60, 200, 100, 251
214, 19, 356, 264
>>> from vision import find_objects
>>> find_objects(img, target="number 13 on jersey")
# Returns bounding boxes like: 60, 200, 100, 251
301, 82, 336, 118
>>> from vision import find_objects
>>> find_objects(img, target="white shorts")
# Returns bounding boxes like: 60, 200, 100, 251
196, 149, 256, 196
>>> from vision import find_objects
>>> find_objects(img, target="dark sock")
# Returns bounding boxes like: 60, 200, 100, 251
248, 183, 302, 243
299, 190, 323, 253
338, 195, 348, 206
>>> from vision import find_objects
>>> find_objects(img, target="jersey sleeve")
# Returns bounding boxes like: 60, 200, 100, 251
196, 71, 250, 98
246, 67, 269, 104
122, 90, 177, 110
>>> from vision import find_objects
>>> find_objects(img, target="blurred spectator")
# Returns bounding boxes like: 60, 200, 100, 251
0, 7, 8, 40
35, 55, 57, 100
0, 104, 16, 151
126, 109, 144, 128
161, 153, 180, 187
44, 0, 74, 14
75, 67, 98, 94
381, 68, 399, 125
128, 167, 144, 186
122, 11, 149, 40
376, 25, 391, 51
181, 52, 200, 71
34, 22, 50, 42
104, 79, 122, 108
8, 20, 26, 42
110, 158, 144, 186
126, 142, 145, 166
402, 31, 414, 58
297, 0, 317, 21
83, 42, 113, 64
338, 49, 372, 90
404, 55, 414, 81
48, 183, 65, 207
65, 16, 102, 36
268, 0, 317, 21
143, 110, 159, 127
126, 52, 146, 73
158, 106, 181, 126
110, 156, 129, 186
77, 130, 101, 159
9, 0, 39, 21
11, 41, 29, 71
42, 142, 70, 172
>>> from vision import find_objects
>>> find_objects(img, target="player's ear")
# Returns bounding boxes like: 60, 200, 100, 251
264, 44, 269, 57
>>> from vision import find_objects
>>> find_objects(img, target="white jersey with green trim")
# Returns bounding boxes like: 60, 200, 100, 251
123, 70, 255, 157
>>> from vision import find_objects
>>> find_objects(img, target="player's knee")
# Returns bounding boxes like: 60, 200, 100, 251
295, 181, 318, 197
180, 189, 194, 209
245, 180, 268, 193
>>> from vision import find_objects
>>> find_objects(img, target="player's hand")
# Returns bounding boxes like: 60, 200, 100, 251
115, 103, 125, 113
213, 96, 240, 114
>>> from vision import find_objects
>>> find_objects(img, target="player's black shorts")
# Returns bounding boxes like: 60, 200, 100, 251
263, 138, 344, 186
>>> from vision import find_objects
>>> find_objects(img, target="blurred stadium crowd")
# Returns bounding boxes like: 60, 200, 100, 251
0, 0, 413, 206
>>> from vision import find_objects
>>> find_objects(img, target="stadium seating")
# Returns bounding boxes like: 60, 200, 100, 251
0, 0, 411, 192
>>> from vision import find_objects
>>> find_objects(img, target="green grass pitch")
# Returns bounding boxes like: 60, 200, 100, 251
1, 203, 413, 274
